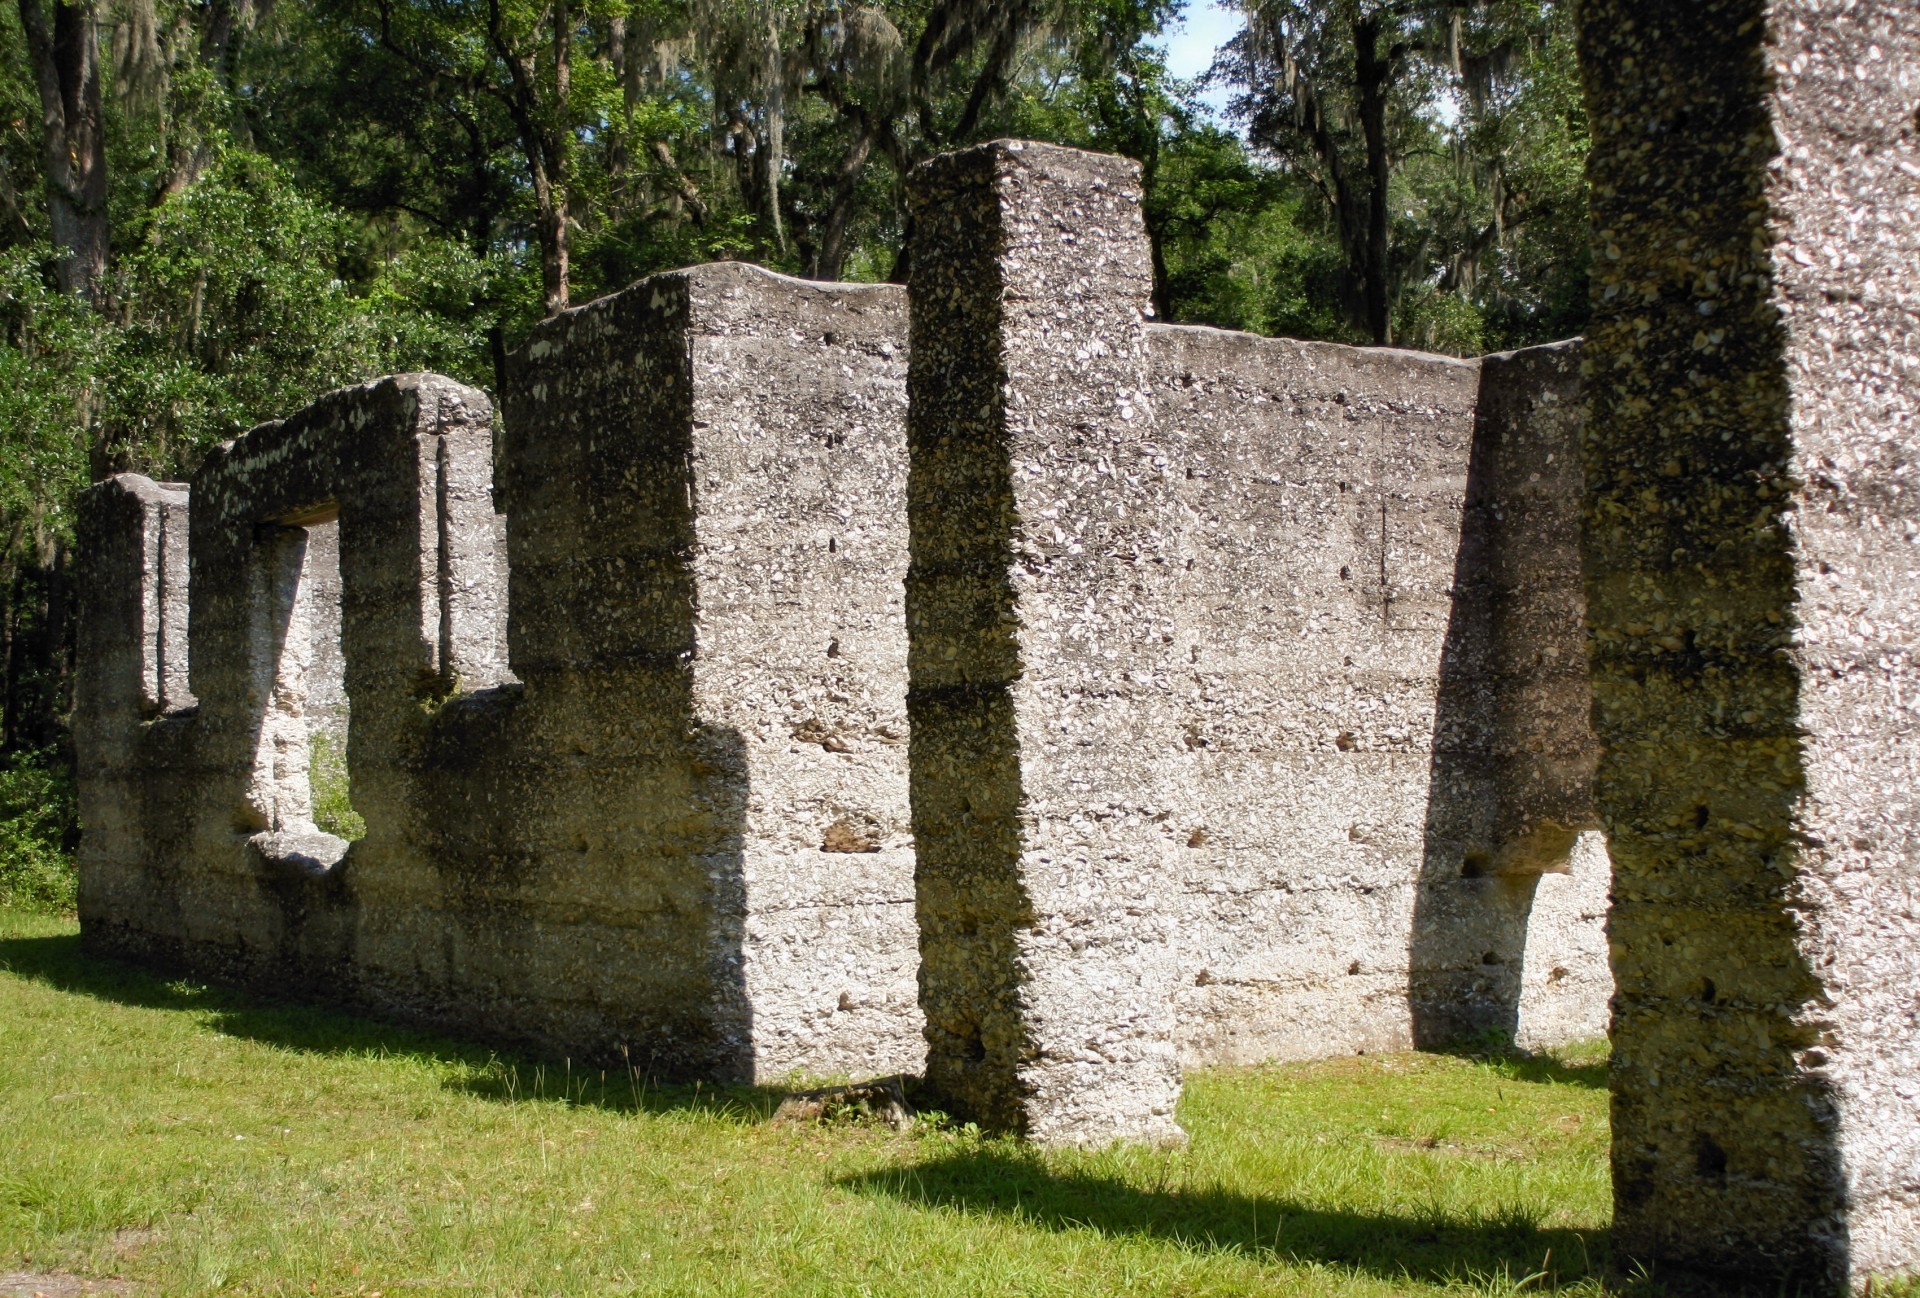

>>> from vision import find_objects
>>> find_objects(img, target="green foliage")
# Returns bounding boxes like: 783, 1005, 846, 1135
0, 0, 1598, 495
103, 152, 495, 471
0, 752, 76, 912
1396, 282, 1489, 357
309, 732, 365, 842
3, 155, 495, 521
1225, 0, 1591, 352
1153, 123, 1352, 337
0, 252, 103, 534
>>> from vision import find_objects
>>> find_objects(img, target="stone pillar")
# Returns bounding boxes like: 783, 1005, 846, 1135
906, 139, 1185, 1146
74, 475, 190, 730
1580, 1, 1920, 1288
73, 475, 189, 929
484, 261, 923, 1081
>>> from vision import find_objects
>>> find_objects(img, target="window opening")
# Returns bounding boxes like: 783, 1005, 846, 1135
302, 515, 361, 839
247, 505, 361, 858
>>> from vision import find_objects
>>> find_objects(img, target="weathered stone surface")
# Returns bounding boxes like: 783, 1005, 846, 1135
76, 275, 924, 1082
1154, 327, 1608, 1066
78, 142, 1614, 1139
74, 474, 189, 939
78, 374, 506, 983
1411, 339, 1610, 1050
899, 140, 1609, 1142
427, 260, 922, 1080
905, 140, 1187, 1145
1580, 0, 1920, 1288
1155, 325, 1479, 1063
73, 474, 189, 731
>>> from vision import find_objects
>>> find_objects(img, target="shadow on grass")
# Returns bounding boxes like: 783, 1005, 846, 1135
3, 925, 1825, 1296
1432, 1041, 1610, 1091
839, 1146, 1804, 1297
0, 928, 784, 1122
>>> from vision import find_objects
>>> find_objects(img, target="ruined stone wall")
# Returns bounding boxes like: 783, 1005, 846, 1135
78, 269, 924, 1083
1157, 327, 1482, 1064
77, 142, 1608, 1134
399, 261, 922, 1079
1581, 0, 1920, 1288
71, 19, 1920, 1273
1463, 344, 1612, 1055
904, 141, 1188, 1145
77, 376, 506, 983
74, 475, 190, 942
897, 140, 1610, 1142
1153, 328, 1608, 1068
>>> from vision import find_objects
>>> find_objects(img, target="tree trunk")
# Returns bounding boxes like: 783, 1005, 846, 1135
532, 161, 569, 317
651, 140, 709, 225
159, 0, 258, 195
0, 158, 34, 244
1136, 114, 1168, 321
18, 0, 109, 306
1146, 211, 1171, 322
2, 561, 21, 751
2, 535, 70, 754
608, 12, 632, 180
887, 207, 912, 285
489, 323, 509, 401
813, 123, 872, 281
1354, 14, 1393, 345
545, 0, 571, 314
488, 0, 571, 315
761, 14, 788, 256
1265, 10, 1371, 344
727, 109, 763, 217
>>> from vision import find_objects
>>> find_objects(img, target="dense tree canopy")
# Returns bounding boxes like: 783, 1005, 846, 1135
0, 0, 1590, 775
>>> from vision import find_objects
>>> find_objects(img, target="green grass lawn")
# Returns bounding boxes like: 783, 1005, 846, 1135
0, 909, 1711, 1297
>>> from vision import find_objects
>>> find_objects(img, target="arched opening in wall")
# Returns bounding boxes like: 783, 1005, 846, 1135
245, 503, 361, 863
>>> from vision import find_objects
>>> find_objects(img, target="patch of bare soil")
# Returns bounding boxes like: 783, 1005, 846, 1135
772, 1075, 913, 1130
1374, 1134, 1445, 1154
0, 1274, 132, 1298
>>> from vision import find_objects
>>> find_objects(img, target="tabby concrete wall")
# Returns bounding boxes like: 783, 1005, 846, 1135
898, 139, 1608, 1142
1154, 328, 1608, 1068
78, 377, 507, 1008
1581, 0, 1920, 1289
77, 266, 925, 1082
75, 143, 1608, 1114
904, 141, 1189, 1146
428, 262, 922, 1079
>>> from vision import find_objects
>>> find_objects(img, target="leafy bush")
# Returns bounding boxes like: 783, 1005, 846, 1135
0, 750, 77, 912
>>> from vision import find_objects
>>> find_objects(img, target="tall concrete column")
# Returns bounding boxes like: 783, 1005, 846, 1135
1579, 1, 1920, 1288
73, 475, 190, 938
905, 140, 1186, 1145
